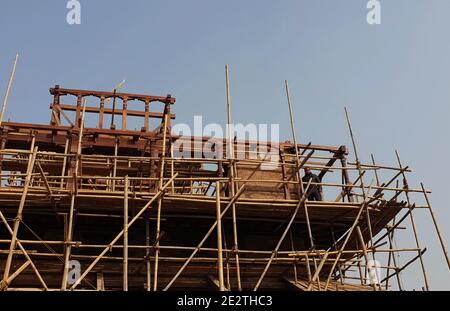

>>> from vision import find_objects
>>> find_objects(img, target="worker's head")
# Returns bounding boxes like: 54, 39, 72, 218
304, 167, 311, 175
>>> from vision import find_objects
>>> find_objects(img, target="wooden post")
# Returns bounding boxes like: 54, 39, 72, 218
122, 97, 128, 130
99, 97, 105, 129
0, 54, 19, 127
144, 100, 150, 131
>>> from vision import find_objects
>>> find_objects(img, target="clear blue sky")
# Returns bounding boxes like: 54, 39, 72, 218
0, 0, 449, 290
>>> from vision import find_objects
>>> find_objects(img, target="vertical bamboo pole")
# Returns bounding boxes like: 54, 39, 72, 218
284, 80, 314, 249
344, 108, 375, 247
420, 183, 449, 269
356, 226, 378, 291
386, 227, 403, 290
145, 214, 152, 291
395, 150, 429, 290
0, 54, 19, 127
62, 103, 86, 290
61, 193, 76, 290
170, 144, 175, 194
153, 106, 169, 291
112, 138, 118, 191
215, 181, 225, 291
289, 230, 298, 283
2, 144, 37, 281
225, 64, 242, 291
312, 183, 373, 291
123, 175, 129, 291
253, 181, 312, 291
60, 137, 70, 189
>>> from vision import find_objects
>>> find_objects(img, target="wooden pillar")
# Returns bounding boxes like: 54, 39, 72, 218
99, 96, 105, 129
144, 100, 150, 131
75, 95, 82, 128
122, 97, 128, 130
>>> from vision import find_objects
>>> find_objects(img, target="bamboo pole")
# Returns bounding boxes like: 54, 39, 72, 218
145, 214, 152, 291
0, 54, 19, 127
69, 174, 178, 290
61, 103, 86, 290
395, 150, 429, 290
285, 80, 314, 249
420, 182, 450, 269
153, 105, 170, 291
60, 193, 76, 290
386, 226, 403, 290
356, 226, 378, 291
2, 145, 38, 281
310, 183, 373, 291
0, 210, 48, 290
225, 64, 242, 291
253, 180, 312, 290
215, 181, 225, 291
123, 175, 129, 291
163, 185, 247, 291
0, 261, 30, 290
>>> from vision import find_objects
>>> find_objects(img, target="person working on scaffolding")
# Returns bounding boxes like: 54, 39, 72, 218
302, 167, 323, 201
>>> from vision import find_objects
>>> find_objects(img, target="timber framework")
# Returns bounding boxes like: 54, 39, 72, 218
0, 69, 448, 291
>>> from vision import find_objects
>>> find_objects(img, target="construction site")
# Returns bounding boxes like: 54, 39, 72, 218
0, 60, 448, 291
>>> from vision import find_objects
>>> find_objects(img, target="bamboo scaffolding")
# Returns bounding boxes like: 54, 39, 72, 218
395, 150, 429, 290
0, 82, 445, 292
69, 174, 178, 290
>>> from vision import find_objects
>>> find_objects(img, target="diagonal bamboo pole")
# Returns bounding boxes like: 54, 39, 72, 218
70, 174, 178, 290
420, 182, 449, 269
356, 226, 378, 291
253, 180, 312, 291
2, 145, 38, 280
0, 54, 19, 127
395, 150, 429, 290
0, 210, 48, 290
163, 185, 247, 291
285, 80, 314, 249
308, 183, 373, 291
